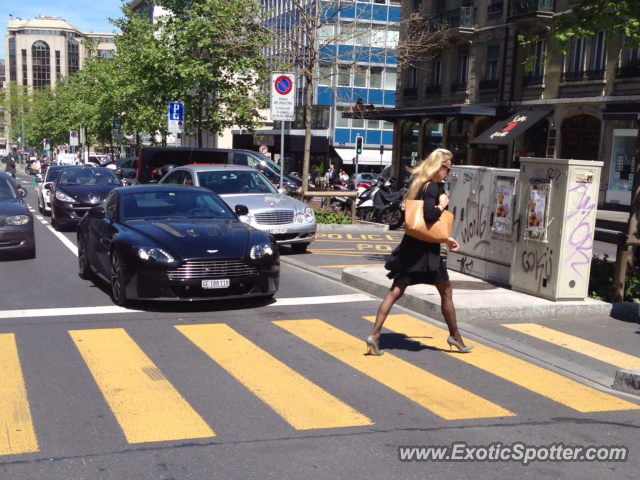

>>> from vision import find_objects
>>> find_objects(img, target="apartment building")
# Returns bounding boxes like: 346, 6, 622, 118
349, 0, 640, 206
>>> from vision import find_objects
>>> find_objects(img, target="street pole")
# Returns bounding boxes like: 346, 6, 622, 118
280, 121, 284, 192
355, 152, 359, 185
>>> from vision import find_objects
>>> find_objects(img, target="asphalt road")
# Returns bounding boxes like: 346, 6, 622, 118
0, 170, 638, 480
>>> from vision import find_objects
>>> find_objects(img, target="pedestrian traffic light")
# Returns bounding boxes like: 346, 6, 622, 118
162, 140, 167, 147
355, 136, 363, 155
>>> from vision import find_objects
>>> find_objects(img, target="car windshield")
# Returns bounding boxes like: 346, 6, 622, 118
59, 168, 120, 186
121, 189, 236, 220
0, 178, 17, 200
45, 168, 62, 182
197, 170, 277, 195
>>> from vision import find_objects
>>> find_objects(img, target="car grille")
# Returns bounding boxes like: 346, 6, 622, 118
254, 210, 294, 225
167, 260, 257, 280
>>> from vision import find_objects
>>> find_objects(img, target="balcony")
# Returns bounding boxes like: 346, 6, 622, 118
403, 87, 418, 97
479, 79, 499, 90
616, 62, 640, 79
450, 82, 467, 93
508, 0, 554, 19
426, 7, 475, 34
522, 74, 544, 86
561, 69, 605, 83
425, 84, 442, 95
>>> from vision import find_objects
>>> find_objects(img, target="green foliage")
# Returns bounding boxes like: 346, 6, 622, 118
312, 206, 352, 224
589, 255, 640, 302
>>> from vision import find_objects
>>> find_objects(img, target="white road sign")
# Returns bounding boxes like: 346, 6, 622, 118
270, 72, 295, 121
112, 129, 125, 142
69, 130, 79, 146
168, 101, 185, 133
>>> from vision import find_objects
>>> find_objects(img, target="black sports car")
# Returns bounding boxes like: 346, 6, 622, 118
0, 172, 35, 258
77, 185, 280, 305
48, 166, 122, 230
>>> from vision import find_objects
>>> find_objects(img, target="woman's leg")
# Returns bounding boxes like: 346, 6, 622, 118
370, 281, 407, 348
435, 280, 467, 346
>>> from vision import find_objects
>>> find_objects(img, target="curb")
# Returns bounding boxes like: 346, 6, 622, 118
613, 369, 640, 397
317, 223, 390, 232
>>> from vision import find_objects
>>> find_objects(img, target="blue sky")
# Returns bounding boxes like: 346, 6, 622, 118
0, 0, 125, 58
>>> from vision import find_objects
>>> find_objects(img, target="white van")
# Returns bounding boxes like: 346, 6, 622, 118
57, 153, 79, 165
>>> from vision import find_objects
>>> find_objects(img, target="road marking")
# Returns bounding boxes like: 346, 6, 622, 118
502, 323, 640, 370
0, 333, 39, 455
274, 319, 513, 420
177, 324, 372, 430
0, 305, 141, 319
364, 314, 640, 413
69, 328, 214, 443
45, 224, 78, 256
319, 263, 386, 268
270, 293, 374, 306
315, 239, 400, 244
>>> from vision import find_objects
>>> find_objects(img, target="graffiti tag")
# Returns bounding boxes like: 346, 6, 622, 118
522, 247, 553, 290
563, 183, 596, 277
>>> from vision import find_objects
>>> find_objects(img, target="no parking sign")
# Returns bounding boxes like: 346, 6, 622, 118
270, 72, 295, 121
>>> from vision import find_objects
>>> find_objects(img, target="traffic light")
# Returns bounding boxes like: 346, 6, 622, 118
355, 136, 363, 155
162, 140, 167, 147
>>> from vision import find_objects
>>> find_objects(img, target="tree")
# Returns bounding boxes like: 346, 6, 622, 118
0, 82, 33, 149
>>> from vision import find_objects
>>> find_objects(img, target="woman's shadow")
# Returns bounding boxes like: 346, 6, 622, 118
375, 333, 448, 353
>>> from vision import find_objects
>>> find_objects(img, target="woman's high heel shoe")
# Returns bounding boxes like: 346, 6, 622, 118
447, 336, 474, 353
365, 336, 384, 356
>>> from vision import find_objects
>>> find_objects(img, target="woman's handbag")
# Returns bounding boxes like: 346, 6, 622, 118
404, 185, 454, 244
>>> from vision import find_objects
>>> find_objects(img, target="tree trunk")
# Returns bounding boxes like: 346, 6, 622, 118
197, 93, 204, 148
301, 75, 313, 194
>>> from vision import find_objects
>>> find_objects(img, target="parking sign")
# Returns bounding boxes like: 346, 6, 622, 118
168, 101, 185, 133
270, 72, 295, 121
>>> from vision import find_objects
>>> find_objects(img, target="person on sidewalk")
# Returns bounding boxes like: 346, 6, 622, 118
366, 148, 473, 355
4, 155, 16, 179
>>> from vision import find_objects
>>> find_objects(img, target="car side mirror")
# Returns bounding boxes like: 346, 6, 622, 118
235, 204, 249, 216
89, 206, 105, 219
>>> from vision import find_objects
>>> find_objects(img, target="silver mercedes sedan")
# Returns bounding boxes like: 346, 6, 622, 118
159, 164, 316, 252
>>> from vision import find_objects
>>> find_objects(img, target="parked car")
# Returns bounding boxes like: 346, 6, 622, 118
0, 172, 35, 258
113, 157, 139, 180
349, 172, 379, 189
159, 165, 316, 252
57, 153, 80, 165
47, 166, 122, 230
36, 164, 83, 215
77, 184, 280, 305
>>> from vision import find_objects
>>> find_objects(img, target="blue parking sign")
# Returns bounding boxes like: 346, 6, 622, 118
169, 102, 184, 121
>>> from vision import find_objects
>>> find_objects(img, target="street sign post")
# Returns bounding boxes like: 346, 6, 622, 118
69, 130, 78, 147
259, 145, 268, 154
270, 72, 295, 191
168, 102, 184, 147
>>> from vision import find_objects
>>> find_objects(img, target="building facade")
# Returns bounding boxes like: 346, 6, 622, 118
350, 0, 640, 206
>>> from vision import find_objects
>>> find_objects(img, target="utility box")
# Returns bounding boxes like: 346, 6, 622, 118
510, 158, 603, 301
448, 166, 520, 284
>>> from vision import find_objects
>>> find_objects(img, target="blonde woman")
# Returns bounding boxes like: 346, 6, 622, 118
366, 148, 473, 355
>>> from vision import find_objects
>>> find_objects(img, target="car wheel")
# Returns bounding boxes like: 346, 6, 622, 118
291, 243, 308, 254
77, 234, 92, 280
110, 250, 129, 306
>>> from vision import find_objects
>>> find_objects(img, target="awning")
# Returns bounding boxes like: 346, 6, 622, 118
602, 103, 640, 121
342, 105, 496, 121
469, 109, 552, 147
334, 148, 392, 166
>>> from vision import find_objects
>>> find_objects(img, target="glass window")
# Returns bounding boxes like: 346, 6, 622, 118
592, 31, 607, 70
532, 40, 545, 77
367, 120, 380, 129
319, 64, 332, 86
370, 66, 382, 88
121, 190, 234, 220
338, 65, 350, 86
608, 131, 638, 191
386, 29, 399, 49
354, 67, 366, 87
352, 118, 364, 128
486, 45, 500, 80
22, 49, 27, 86
355, 27, 369, 46
55, 50, 61, 75
318, 25, 334, 45
103, 192, 117, 220
68, 38, 80, 75
32, 41, 51, 89
383, 121, 394, 130
431, 57, 442, 85
0, 178, 17, 199
371, 26, 386, 48
385, 67, 397, 89
162, 170, 184, 185
457, 49, 469, 83
568, 37, 585, 72
336, 107, 349, 128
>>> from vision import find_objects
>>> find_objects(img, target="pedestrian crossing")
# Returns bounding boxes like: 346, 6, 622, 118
1, 315, 638, 457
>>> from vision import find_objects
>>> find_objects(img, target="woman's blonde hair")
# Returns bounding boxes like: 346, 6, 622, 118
405, 148, 453, 201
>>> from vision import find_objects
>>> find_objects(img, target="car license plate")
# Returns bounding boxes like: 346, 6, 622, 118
202, 279, 230, 289
270, 228, 287, 234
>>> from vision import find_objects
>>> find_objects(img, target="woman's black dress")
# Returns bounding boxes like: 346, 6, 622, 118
384, 181, 449, 285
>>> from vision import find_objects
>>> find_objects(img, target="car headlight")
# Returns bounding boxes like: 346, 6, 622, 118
135, 247, 174, 263
5, 215, 30, 226
304, 207, 315, 223
250, 242, 273, 259
55, 191, 75, 203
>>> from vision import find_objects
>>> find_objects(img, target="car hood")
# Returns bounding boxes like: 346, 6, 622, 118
124, 218, 252, 259
0, 200, 29, 216
57, 184, 118, 204
220, 193, 302, 212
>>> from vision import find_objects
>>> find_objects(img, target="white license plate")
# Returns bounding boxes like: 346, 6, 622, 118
269, 228, 287, 234
202, 279, 230, 289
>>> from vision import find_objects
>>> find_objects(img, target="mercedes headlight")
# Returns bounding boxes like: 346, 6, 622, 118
5, 215, 30, 226
55, 191, 75, 203
304, 207, 315, 223
135, 247, 174, 263
250, 243, 273, 259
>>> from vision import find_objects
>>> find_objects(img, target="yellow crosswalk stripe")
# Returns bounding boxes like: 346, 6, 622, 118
176, 324, 372, 430
274, 319, 513, 420
0, 334, 39, 455
502, 323, 640, 370
69, 328, 214, 444
364, 314, 640, 413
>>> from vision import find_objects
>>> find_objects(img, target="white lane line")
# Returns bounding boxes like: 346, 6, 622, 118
0, 306, 142, 319
269, 293, 374, 306
45, 225, 78, 256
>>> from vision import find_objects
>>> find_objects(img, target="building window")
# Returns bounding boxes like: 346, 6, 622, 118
407, 65, 418, 88
338, 65, 350, 86
354, 67, 367, 87
9, 38, 16, 82
370, 66, 383, 88
533, 39, 546, 77
385, 67, 397, 90
368, 120, 380, 129
32, 41, 51, 89
336, 107, 349, 128
22, 49, 28, 86
68, 38, 80, 75
591, 30, 607, 71
431, 56, 442, 86
486, 45, 499, 80
55, 50, 61, 75
352, 117, 364, 128
383, 121, 394, 130
567, 37, 585, 73
457, 48, 469, 83
318, 64, 332, 86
